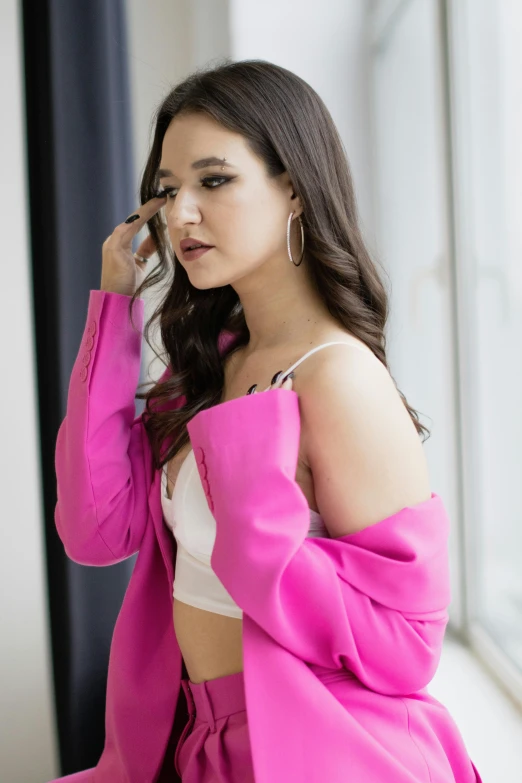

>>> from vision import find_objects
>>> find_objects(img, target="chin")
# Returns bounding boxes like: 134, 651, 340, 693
185, 263, 243, 291
186, 271, 232, 291
191, 280, 226, 291
184, 256, 253, 290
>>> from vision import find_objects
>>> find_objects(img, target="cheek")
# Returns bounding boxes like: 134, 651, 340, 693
226, 221, 280, 265
245, 211, 286, 256
228, 197, 285, 252
212, 203, 264, 254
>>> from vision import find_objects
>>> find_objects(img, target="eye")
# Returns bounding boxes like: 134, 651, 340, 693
157, 176, 230, 200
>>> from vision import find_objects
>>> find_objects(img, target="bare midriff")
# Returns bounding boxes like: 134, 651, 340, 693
165, 331, 373, 684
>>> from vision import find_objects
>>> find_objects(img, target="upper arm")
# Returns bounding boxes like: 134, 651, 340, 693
299, 348, 432, 539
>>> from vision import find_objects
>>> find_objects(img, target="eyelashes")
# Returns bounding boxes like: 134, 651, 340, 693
156, 175, 232, 200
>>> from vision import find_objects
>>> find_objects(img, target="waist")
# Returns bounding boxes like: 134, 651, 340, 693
181, 670, 247, 724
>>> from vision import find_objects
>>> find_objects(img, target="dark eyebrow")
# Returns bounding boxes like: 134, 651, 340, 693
157, 157, 235, 179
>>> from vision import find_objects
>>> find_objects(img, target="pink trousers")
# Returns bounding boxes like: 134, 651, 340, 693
174, 670, 255, 782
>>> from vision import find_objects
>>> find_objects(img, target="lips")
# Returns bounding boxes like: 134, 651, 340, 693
182, 245, 213, 261
180, 238, 213, 252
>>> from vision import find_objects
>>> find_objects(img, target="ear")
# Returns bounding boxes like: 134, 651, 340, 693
280, 171, 304, 218
289, 188, 304, 219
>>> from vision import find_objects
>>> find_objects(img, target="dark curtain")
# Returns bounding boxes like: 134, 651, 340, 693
21, 0, 140, 774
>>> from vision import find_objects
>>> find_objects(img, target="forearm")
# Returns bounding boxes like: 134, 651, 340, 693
54, 290, 148, 565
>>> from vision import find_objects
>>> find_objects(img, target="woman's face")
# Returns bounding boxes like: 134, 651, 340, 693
157, 112, 301, 289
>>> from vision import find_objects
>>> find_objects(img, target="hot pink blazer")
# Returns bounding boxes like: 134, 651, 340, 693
49, 290, 483, 783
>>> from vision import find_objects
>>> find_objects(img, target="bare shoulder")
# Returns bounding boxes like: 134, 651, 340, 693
294, 334, 393, 395
296, 336, 406, 448
295, 337, 432, 537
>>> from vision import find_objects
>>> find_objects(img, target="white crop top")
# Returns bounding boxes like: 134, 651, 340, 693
161, 340, 370, 618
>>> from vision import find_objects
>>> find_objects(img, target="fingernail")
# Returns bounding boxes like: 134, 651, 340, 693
124, 214, 140, 224
246, 384, 258, 395
282, 371, 295, 382
271, 370, 284, 385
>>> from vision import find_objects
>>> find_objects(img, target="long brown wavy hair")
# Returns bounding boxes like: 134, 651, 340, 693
127, 58, 431, 473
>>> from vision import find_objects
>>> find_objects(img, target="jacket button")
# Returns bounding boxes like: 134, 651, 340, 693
79, 367, 88, 382
87, 321, 96, 336
194, 447, 205, 465
81, 351, 91, 367
198, 461, 208, 480
201, 478, 210, 496
84, 335, 94, 350
208, 497, 215, 513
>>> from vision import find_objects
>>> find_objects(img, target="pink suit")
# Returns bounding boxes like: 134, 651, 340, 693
50, 290, 483, 782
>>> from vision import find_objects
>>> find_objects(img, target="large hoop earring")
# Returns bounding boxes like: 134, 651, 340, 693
287, 212, 305, 266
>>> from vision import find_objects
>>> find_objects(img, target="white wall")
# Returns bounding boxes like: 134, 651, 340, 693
0, 2, 59, 781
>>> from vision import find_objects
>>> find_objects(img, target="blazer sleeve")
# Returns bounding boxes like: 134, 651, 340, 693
186, 389, 452, 697
54, 290, 181, 566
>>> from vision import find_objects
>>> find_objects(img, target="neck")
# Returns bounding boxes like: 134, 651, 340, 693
232, 258, 337, 354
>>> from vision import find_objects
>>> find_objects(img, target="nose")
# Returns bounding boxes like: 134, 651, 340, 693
166, 186, 202, 230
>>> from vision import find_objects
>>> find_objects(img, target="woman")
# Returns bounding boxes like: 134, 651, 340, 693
51, 60, 482, 782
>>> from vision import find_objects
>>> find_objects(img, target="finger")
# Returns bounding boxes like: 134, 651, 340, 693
280, 372, 294, 389
116, 194, 167, 242
270, 370, 284, 388
135, 232, 157, 260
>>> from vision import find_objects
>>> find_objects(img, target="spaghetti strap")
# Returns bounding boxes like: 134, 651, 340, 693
261, 341, 371, 391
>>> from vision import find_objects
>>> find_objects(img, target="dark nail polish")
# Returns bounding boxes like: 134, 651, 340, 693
271, 370, 283, 385
282, 371, 295, 382
124, 214, 140, 224
246, 384, 257, 395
